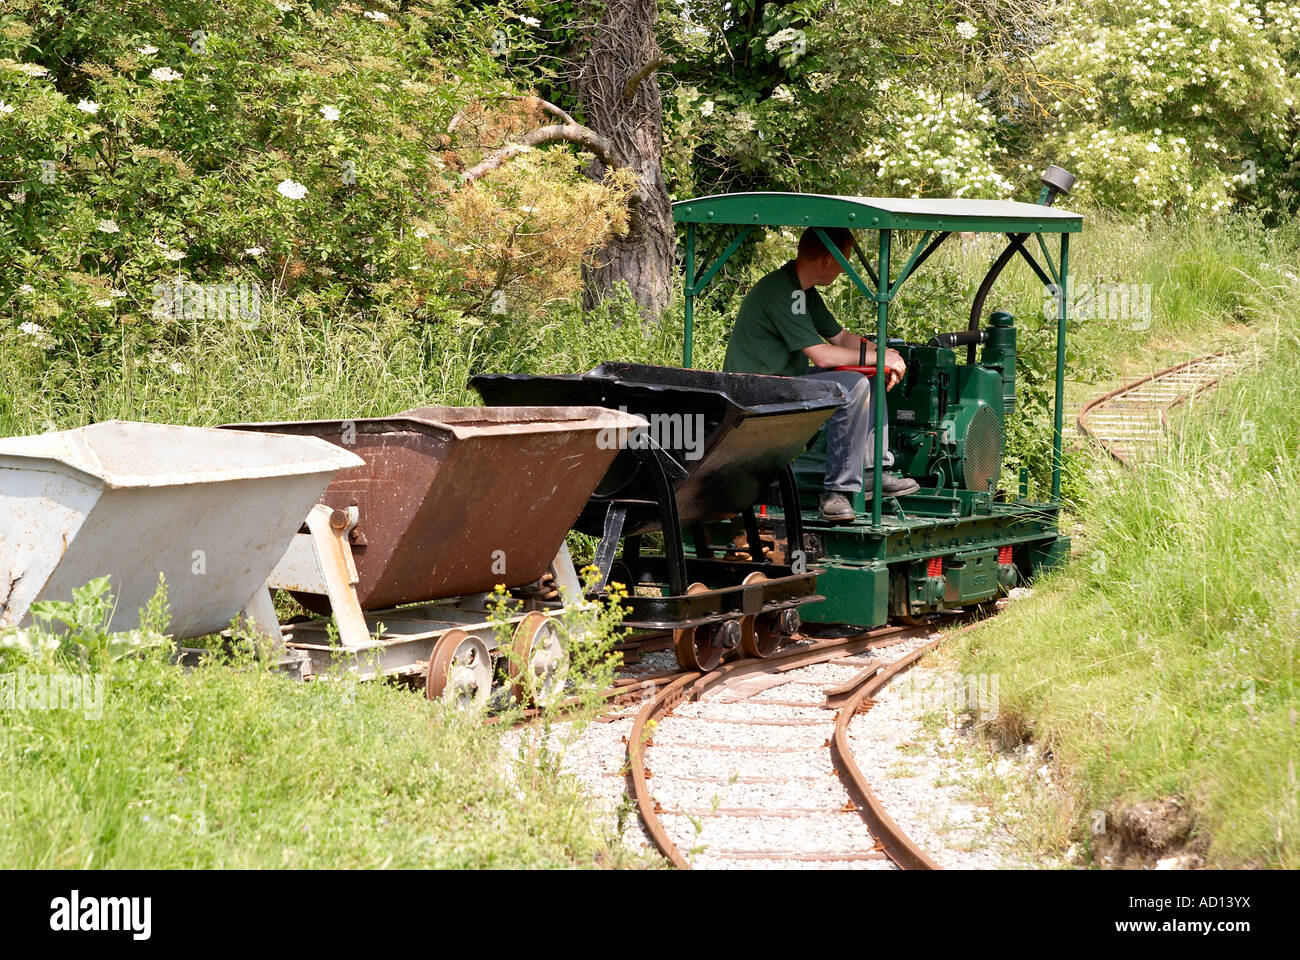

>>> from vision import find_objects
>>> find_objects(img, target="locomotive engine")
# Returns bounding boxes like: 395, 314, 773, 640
794, 310, 1018, 499
883, 309, 1017, 494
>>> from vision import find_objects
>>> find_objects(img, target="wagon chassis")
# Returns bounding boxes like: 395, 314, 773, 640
246, 502, 583, 708
575, 422, 820, 669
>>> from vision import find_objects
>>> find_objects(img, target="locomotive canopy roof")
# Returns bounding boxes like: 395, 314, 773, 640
672, 192, 1083, 234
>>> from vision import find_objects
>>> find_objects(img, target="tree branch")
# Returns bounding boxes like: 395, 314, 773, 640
447, 95, 577, 135
622, 56, 672, 102
458, 122, 646, 203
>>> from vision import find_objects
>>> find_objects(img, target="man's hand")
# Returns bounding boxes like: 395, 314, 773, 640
882, 347, 905, 390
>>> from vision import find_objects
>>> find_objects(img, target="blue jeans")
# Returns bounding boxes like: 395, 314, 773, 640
801, 369, 891, 493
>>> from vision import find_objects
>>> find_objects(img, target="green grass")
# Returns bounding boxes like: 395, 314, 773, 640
0, 654, 639, 868
957, 302, 1300, 868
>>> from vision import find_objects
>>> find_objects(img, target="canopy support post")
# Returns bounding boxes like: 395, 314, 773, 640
872, 229, 891, 529
1051, 232, 1069, 503
684, 224, 753, 368
683, 222, 695, 368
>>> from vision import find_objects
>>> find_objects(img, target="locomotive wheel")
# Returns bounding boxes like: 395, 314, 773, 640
426, 629, 493, 710
508, 611, 569, 706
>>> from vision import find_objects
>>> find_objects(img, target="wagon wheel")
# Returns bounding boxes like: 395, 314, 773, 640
508, 611, 569, 706
426, 629, 493, 710
738, 572, 778, 659
673, 582, 726, 672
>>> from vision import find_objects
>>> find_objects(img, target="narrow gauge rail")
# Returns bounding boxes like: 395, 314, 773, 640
626, 612, 990, 869
1077, 351, 1243, 466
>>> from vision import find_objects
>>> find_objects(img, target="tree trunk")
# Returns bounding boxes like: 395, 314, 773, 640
574, 0, 673, 319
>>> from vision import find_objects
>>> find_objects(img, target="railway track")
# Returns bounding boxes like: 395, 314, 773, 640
625, 613, 988, 869
1077, 350, 1243, 466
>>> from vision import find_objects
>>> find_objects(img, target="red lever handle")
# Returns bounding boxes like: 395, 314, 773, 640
831, 365, 877, 376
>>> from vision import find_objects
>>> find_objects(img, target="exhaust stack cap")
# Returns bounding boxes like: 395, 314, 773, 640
1041, 165, 1076, 197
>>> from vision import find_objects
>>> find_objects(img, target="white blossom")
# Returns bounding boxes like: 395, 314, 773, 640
97, 219, 121, 233
764, 27, 803, 53
700, 99, 715, 117
272, 0, 293, 10
319, 105, 340, 121
276, 179, 308, 200
18, 321, 54, 348
244, 246, 265, 257
956, 21, 977, 40
520, 15, 540, 27
363, 10, 389, 21
150, 67, 183, 83
137, 45, 159, 56
0, 102, 13, 115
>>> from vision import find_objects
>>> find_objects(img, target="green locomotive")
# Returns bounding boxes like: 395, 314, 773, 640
674, 166, 1082, 627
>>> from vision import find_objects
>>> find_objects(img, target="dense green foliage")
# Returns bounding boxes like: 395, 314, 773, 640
1038, 0, 1300, 218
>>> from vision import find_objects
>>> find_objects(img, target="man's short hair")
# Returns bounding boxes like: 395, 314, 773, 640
797, 226, 854, 261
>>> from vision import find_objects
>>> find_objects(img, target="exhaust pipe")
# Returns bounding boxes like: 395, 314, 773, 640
966, 165, 1076, 361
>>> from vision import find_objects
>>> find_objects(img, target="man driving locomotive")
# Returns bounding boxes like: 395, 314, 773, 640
722, 226, 919, 521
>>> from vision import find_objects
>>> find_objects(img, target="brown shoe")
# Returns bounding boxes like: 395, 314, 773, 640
864, 473, 920, 498
819, 491, 855, 521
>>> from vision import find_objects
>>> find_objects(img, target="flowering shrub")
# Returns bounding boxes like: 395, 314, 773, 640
858, 87, 1015, 199
0, 1, 634, 375
1034, 0, 1300, 216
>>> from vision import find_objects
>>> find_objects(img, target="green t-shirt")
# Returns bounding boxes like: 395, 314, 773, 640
722, 260, 843, 377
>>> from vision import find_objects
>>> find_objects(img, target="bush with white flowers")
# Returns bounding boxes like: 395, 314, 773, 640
1034, 0, 1300, 216
0, 0, 627, 376
859, 87, 1015, 200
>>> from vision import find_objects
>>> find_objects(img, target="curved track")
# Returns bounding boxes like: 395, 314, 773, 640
626, 614, 987, 869
1077, 350, 1242, 466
